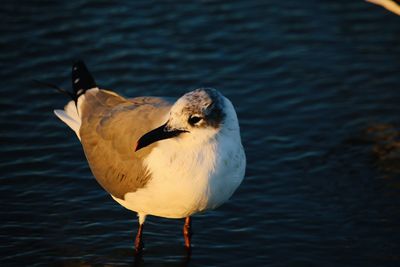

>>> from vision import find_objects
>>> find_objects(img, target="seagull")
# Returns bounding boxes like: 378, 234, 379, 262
52, 61, 246, 253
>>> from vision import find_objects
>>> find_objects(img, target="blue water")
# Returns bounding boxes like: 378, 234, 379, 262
1, 1, 400, 266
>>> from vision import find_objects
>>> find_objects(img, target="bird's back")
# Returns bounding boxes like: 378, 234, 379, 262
78, 89, 173, 199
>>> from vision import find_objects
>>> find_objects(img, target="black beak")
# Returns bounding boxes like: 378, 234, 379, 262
135, 122, 188, 152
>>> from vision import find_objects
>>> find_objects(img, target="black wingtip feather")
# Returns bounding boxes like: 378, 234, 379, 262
37, 61, 98, 106
33, 79, 74, 99
72, 60, 97, 98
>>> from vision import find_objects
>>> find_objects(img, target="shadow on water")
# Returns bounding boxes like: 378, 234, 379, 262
364, 123, 400, 175
324, 122, 400, 177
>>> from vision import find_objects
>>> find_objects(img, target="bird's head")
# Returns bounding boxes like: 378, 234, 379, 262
135, 88, 239, 151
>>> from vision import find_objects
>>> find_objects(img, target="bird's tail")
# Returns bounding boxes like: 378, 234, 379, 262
39, 60, 98, 139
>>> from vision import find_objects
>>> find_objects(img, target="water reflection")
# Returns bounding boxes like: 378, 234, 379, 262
133, 247, 191, 267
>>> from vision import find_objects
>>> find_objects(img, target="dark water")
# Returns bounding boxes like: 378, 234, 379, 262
1, 1, 400, 266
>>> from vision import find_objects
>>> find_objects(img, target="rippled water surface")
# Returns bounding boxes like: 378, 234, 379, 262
1, 1, 400, 266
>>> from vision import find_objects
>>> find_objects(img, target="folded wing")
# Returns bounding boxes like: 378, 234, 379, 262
79, 89, 173, 199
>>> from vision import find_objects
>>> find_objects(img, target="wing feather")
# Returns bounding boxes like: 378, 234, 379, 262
79, 89, 173, 199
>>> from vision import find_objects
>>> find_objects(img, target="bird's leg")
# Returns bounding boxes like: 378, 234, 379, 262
134, 223, 144, 254
183, 216, 192, 250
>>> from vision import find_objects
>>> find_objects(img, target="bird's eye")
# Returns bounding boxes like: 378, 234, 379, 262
188, 115, 202, 125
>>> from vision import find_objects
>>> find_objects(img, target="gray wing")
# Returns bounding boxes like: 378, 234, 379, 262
79, 89, 173, 199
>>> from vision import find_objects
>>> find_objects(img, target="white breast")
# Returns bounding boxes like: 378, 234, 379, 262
114, 127, 245, 219
113, 97, 246, 219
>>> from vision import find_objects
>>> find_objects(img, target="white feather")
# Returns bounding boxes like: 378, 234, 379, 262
53, 88, 99, 140
113, 97, 246, 219
54, 106, 81, 140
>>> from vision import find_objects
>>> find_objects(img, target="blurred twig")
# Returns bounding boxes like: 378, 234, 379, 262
366, 0, 400, 16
